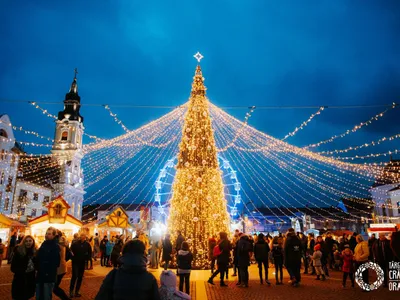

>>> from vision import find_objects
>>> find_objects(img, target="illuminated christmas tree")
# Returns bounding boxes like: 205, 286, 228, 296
167, 53, 231, 269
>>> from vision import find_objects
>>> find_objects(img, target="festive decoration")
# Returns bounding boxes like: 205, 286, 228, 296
167, 55, 230, 268
282, 106, 325, 140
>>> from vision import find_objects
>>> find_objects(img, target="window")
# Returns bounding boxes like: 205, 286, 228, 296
19, 189, 27, 197
54, 204, 62, 217
0, 150, 5, 160
4, 197, 9, 210
0, 129, 8, 138
6, 176, 13, 192
19, 207, 25, 216
382, 204, 387, 217
31, 208, 37, 217
0, 191, 2, 208
11, 155, 16, 167
0, 171, 4, 184
42, 210, 46, 216
61, 131, 68, 141
33, 193, 39, 201
43, 196, 50, 203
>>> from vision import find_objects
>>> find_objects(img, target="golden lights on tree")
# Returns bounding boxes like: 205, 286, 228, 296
167, 54, 230, 268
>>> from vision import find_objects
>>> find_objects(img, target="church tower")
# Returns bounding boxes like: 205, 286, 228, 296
51, 69, 85, 220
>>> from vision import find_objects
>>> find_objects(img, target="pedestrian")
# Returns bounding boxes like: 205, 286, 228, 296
307, 233, 316, 275
100, 236, 108, 267
95, 239, 160, 300
53, 231, 72, 300
175, 231, 185, 253
349, 232, 357, 252
36, 227, 61, 300
93, 233, 100, 261
111, 238, 123, 268
353, 234, 369, 289
86, 236, 94, 270
231, 229, 240, 277
105, 237, 114, 267
208, 234, 217, 273
237, 234, 252, 287
177, 241, 193, 295
11, 235, 36, 300
162, 234, 173, 270
299, 233, 308, 274
159, 270, 190, 300
372, 233, 393, 288
271, 236, 284, 285
7, 231, 17, 264
254, 233, 271, 285
324, 232, 335, 269
368, 234, 377, 261
315, 236, 329, 277
341, 245, 355, 288
150, 238, 162, 269
208, 232, 231, 287
391, 230, 400, 262
284, 228, 302, 287
70, 233, 91, 298
312, 244, 325, 281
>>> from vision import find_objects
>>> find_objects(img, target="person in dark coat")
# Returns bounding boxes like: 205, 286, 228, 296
70, 233, 92, 298
237, 234, 252, 287
175, 231, 185, 252
11, 235, 36, 300
390, 230, 400, 262
177, 241, 193, 295
111, 239, 123, 268
372, 233, 393, 288
95, 239, 160, 300
271, 236, 284, 285
368, 234, 377, 261
100, 236, 108, 267
162, 234, 173, 270
254, 233, 271, 285
349, 232, 358, 252
324, 232, 335, 269
36, 227, 61, 300
208, 232, 231, 287
307, 234, 316, 275
284, 228, 303, 287
7, 231, 18, 264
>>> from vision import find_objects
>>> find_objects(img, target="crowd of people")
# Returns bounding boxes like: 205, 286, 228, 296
4, 225, 400, 300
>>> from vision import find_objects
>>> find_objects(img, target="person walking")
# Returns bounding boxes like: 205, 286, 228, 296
53, 231, 72, 300
231, 229, 240, 277
70, 233, 92, 298
237, 234, 252, 287
284, 228, 303, 287
177, 241, 193, 295
86, 236, 94, 270
208, 232, 231, 287
208, 235, 217, 273
307, 234, 316, 275
11, 235, 36, 300
100, 236, 108, 267
372, 233, 393, 288
36, 227, 61, 300
254, 233, 271, 285
7, 231, 17, 264
93, 233, 100, 261
271, 236, 284, 285
353, 234, 370, 290
315, 236, 329, 277
95, 239, 160, 300
175, 231, 185, 253
111, 238, 123, 269
162, 234, 173, 270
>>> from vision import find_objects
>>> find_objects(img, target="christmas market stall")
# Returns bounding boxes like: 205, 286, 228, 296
28, 196, 82, 245
83, 206, 133, 239
0, 213, 25, 259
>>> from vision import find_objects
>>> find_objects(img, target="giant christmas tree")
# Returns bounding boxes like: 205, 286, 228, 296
167, 54, 231, 268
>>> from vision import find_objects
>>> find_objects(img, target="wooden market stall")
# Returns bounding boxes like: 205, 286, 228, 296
83, 206, 133, 239
28, 196, 82, 245
0, 213, 25, 259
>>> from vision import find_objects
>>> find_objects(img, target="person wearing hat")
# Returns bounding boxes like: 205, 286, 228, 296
312, 244, 325, 281
159, 270, 190, 300
341, 245, 355, 288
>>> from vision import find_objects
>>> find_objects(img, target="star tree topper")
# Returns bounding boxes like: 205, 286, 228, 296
193, 52, 204, 63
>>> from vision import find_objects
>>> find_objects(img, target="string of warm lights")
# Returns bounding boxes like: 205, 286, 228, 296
318, 132, 400, 155
213, 110, 357, 222
103, 105, 130, 132
333, 149, 400, 160
282, 106, 325, 140
0, 118, 54, 142
304, 103, 397, 149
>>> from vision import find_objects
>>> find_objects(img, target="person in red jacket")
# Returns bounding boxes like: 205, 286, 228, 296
341, 245, 355, 288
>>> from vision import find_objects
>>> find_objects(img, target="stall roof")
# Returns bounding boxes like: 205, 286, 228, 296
29, 213, 82, 227
0, 214, 26, 227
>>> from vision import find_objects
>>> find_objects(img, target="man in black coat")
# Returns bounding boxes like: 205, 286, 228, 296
175, 231, 185, 252
307, 234, 316, 275
284, 228, 303, 287
36, 227, 61, 300
95, 239, 160, 300
237, 234, 252, 287
100, 236, 108, 267
162, 234, 173, 270
254, 233, 271, 285
372, 233, 393, 288
70, 233, 92, 298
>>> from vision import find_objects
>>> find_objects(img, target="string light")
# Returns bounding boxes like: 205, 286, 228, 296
282, 106, 325, 140
103, 105, 130, 132
318, 133, 400, 155
334, 149, 400, 160
304, 103, 397, 149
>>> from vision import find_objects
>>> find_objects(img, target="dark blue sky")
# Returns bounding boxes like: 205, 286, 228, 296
1, 1, 400, 209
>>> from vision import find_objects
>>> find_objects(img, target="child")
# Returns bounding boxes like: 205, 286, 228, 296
334, 249, 341, 270
159, 270, 190, 300
312, 244, 326, 281
341, 245, 355, 288
177, 241, 193, 295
